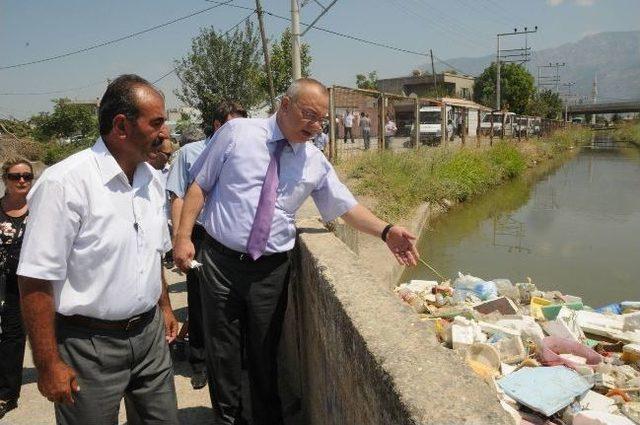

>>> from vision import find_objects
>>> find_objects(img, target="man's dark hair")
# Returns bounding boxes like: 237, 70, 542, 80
203, 100, 247, 137
98, 74, 161, 136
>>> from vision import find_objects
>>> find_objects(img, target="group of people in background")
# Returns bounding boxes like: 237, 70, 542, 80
0, 74, 418, 425
333, 109, 396, 150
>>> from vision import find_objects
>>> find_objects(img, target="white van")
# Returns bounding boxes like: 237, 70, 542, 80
480, 111, 515, 136
416, 106, 454, 145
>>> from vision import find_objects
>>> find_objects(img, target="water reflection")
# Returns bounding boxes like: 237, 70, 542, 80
402, 135, 640, 306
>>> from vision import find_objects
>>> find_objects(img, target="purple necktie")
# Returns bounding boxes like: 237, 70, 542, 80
246, 139, 287, 260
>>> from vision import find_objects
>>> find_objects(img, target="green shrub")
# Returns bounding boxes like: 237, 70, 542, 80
487, 142, 526, 178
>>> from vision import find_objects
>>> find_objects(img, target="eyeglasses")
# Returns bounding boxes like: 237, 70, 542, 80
295, 103, 326, 125
6, 172, 34, 182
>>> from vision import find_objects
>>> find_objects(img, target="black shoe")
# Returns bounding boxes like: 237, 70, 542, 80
191, 370, 207, 390
0, 399, 18, 419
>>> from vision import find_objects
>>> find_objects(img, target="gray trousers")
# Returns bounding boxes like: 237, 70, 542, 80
55, 307, 179, 425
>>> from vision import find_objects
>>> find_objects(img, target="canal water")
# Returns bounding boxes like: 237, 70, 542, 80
402, 135, 640, 306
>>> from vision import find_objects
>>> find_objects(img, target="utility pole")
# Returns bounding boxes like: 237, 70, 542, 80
496, 35, 501, 110
537, 62, 564, 92
256, 0, 276, 112
561, 82, 575, 122
430, 49, 438, 97
496, 26, 538, 111
553, 62, 565, 93
291, 0, 302, 80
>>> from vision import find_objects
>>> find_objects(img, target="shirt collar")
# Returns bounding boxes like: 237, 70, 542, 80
268, 114, 304, 156
91, 137, 154, 187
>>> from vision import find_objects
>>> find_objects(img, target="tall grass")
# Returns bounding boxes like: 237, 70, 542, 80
613, 121, 640, 143
338, 127, 591, 222
340, 142, 525, 221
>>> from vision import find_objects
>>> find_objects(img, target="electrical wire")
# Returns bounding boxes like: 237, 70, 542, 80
0, 1, 234, 71
0, 80, 107, 96
0, 9, 254, 97
152, 10, 256, 85
390, 0, 492, 52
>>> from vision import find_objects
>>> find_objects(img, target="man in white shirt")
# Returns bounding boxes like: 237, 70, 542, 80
17, 74, 179, 425
343, 109, 355, 143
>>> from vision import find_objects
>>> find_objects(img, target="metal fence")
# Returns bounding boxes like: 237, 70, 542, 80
325, 85, 573, 163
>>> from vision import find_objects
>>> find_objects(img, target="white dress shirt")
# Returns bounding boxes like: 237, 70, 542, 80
17, 138, 171, 320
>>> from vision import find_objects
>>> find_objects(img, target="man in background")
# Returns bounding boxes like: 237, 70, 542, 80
165, 100, 247, 390
343, 109, 355, 143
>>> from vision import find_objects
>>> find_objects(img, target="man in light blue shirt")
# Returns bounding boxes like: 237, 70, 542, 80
174, 78, 419, 425
165, 100, 246, 390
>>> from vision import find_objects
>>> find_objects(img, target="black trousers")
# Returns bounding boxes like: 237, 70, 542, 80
186, 224, 207, 373
0, 288, 26, 402
343, 126, 353, 143
198, 234, 290, 425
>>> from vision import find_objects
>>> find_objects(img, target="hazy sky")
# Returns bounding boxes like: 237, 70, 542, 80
1, 0, 638, 119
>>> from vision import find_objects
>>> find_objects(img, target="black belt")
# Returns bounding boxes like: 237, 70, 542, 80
206, 234, 289, 263
55, 307, 156, 332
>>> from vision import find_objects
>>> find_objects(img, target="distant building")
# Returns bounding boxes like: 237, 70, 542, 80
377, 71, 475, 100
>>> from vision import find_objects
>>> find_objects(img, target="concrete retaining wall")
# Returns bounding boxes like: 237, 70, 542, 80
280, 217, 514, 425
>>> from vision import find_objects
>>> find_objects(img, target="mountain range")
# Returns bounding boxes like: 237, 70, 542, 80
437, 31, 640, 103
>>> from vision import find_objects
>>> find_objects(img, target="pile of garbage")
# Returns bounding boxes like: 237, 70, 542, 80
396, 273, 640, 425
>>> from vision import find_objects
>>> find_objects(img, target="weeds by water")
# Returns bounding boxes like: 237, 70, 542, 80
612, 121, 640, 144
338, 127, 592, 222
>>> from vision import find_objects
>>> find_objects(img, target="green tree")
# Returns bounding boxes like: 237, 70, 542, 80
356, 71, 378, 90
473, 63, 535, 114
527, 90, 563, 119
29, 98, 98, 142
262, 28, 312, 96
175, 21, 265, 127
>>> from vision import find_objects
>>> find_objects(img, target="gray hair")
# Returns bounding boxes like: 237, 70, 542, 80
285, 78, 328, 102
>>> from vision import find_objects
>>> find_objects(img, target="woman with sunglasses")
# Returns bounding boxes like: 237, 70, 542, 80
0, 158, 33, 419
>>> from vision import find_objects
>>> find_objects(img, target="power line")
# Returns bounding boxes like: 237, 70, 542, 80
411, 0, 494, 49
391, 0, 492, 52
0, 80, 107, 96
0, 9, 254, 98
203, 0, 474, 74
0, 1, 234, 71
153, 10, 256, 85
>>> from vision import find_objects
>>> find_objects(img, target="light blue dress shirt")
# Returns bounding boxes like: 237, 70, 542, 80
191, 114, 357, 254
166, 137, 209, 224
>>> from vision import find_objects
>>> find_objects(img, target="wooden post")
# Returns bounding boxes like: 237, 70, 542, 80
461, 107, 467, 146
476, 109, 481, 148
440, 102, 447, 147
379, 95, 385, 151
490, 111, 494, 146
328, 86, 336, 162
501, 113, 506, 139
414, 98, 420, 149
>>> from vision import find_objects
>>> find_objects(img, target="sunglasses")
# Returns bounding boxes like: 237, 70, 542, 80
6, 172, 34, 182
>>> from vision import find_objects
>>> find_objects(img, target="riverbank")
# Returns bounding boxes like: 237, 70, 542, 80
329, 127, 591, 288
613, 121, 640, 147
336, 127, 592, 223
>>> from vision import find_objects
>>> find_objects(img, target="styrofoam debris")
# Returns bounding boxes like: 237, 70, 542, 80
451, 316, 487, 349
573, 410, 635, 425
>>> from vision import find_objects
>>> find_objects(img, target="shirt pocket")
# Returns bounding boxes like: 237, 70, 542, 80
277, 179, 316, 215
144, 213, 169, 253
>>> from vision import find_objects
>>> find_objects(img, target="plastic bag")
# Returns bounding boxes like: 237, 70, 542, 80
453, 272, 497, 301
